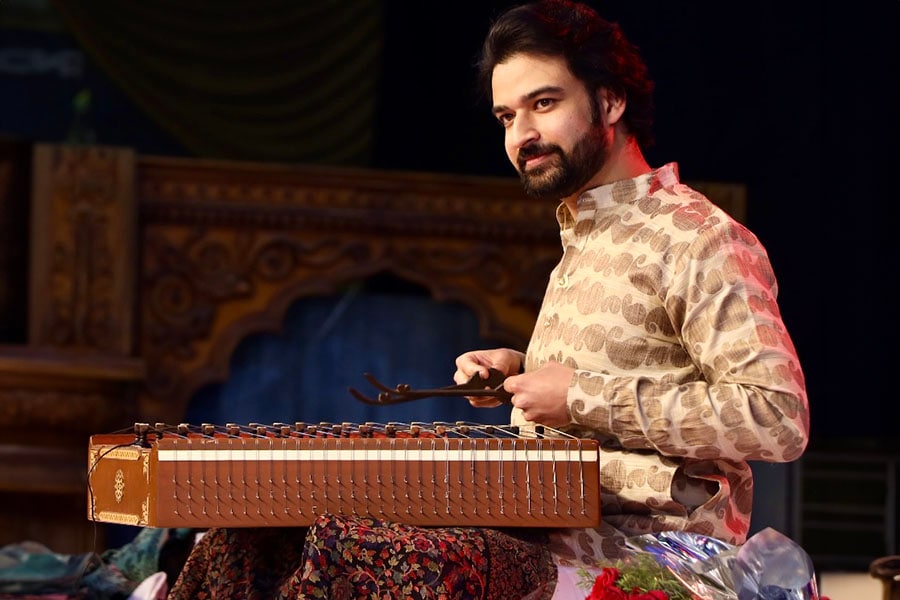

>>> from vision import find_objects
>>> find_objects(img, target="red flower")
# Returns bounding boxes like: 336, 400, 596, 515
595, 568, 620, 588
585, 566, 671, 600
586, 584, 627, 600
587, 568, 628, 600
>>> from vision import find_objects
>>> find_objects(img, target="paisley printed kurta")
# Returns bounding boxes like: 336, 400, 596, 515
517, 162, 809, 565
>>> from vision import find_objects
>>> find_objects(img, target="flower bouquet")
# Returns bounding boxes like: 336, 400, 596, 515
582, 553, 696, 599
576, 528, 822, 600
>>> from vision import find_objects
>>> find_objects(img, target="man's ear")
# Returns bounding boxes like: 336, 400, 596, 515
598, 88, 626, 126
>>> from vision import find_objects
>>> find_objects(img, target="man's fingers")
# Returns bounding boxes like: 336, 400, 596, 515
467, 395, 503, 408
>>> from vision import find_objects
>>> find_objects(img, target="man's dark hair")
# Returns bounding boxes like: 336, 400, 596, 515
477, 0, 655, 149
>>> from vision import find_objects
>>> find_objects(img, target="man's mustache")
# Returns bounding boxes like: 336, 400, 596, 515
517, 144, 562, 168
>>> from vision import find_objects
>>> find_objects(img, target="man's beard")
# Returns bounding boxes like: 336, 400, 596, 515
516, 124, 608, 201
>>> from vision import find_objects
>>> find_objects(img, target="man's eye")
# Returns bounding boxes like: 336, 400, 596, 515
536, 98, 554, 109
497, 114, 513, 127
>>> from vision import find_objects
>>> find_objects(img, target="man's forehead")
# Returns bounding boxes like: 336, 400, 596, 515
491, 54, 576, 103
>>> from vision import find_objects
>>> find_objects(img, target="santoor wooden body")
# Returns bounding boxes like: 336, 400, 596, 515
87, 425, 601, 528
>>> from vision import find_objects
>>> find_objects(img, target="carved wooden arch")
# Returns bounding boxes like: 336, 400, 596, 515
135, 157, 563, 422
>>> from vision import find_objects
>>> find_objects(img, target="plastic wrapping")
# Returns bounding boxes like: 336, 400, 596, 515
731, 528, 820, 600
624, 528, 820, 600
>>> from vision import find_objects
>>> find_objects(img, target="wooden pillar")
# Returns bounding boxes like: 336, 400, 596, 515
0, 144, 145, 553
29, 144, 138, 354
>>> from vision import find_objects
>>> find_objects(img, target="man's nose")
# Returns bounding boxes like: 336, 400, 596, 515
508, 114, 539, 149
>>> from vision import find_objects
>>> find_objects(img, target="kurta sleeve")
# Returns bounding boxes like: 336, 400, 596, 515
566, 219, 808, 463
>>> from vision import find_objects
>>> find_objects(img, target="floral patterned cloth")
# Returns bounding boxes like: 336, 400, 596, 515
167, 514, 556, 599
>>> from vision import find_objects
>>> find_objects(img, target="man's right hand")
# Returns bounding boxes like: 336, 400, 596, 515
454, 349, 524, 408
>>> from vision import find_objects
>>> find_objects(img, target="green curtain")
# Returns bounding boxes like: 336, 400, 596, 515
50, 0, 382, 165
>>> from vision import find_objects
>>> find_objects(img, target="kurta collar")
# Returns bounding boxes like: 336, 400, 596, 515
555, 162, 681, 229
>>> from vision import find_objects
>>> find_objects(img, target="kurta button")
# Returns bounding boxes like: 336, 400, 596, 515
558, 274, 568, 286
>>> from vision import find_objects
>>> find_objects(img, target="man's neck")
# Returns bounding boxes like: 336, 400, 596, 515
562, 136, 651, 216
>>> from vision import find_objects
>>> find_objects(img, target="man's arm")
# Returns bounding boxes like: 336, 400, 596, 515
516, 220, 809, 464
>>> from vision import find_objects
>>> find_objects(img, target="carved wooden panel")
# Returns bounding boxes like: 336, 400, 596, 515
136, 159, 563, 422
29, 145, 137, 354
0, 345, 143, 553
0, 346, 143, 462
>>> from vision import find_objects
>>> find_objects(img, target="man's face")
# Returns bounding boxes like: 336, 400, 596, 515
491, 53, 608, 201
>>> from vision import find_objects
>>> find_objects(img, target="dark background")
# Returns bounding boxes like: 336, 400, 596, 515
376, 1, 900, 447
383, 2, 900, 446
1, 0, 897, 446
368, 1, 899, 447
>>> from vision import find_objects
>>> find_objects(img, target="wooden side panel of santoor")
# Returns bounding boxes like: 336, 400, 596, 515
87, 434, 157, 527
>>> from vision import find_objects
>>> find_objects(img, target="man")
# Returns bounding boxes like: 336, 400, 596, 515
455, 0, 809, 582
169, 1, 808, 598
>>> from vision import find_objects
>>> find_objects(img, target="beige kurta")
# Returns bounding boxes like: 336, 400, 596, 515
516, 163, 809, 567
